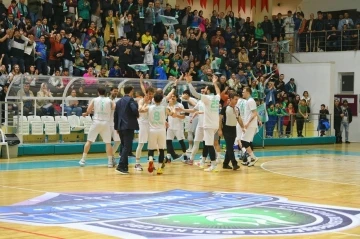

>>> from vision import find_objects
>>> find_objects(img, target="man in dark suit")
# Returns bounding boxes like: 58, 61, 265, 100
114, 85, 139, 174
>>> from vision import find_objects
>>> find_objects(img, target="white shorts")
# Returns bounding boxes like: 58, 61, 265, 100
241, 127, 257, 143
110, 126, 120, 142
194, 126, 204, 142
236, 123, 243, 142
88, 120, 111, 144
204, 128, 217, 146
185, 116, 198, 133
138, 122, 149, 144
167, 129, 185, 140
148, 129, 166, 150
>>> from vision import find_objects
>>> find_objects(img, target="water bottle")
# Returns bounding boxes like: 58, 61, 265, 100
76, 135, 80, 142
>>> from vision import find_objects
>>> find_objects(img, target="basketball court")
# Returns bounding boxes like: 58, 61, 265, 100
0, 144, 359, 239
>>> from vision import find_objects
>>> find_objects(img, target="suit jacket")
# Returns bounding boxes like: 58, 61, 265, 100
114, 95, 139, 131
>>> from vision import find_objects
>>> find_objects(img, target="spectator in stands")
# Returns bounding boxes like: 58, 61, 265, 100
264, 81, 276, 107
301, 91, 311, 119
10, 28, 27, 73
296, 99, 308, 137
324, 13, 336, 31
85, 36, 102, 65
334, 99, 342, 143
49, 31, 64, 75
8, 64, 22, 86
36, 82, 54, 116
318, 104, 329, 136
0, 63, 8, 86
298, 12, 306, 52
350, 24, 360, 50
78, 0, 91, 26
306, 13, 316, 52
63, 34, 76, 76
35, 35, 47, 75
283, 11, 295, 44
340, 100, 352, 144
48, 69, 64, 93
83, 67, 98, 87
285, 78, 297, 101
17, 83, 35, 116
65, 89, 82, 116
338, 12, 354, 30
73, 50, 86, 76
327, 26, 339, 51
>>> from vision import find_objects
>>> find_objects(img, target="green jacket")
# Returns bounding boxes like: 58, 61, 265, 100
78, 0, 91, 20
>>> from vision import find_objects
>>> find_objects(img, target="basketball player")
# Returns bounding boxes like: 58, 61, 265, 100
147, 93, 170, 175
240, 87, 259, 167
177, 98, 204, 166
166, 94, 187, 162
186, 74, 221, 172
79, 87, 115, 167
136, 84, 155, 171
180, 90, 198, 152
109, 87, 121, 167
236, 91, 247, 158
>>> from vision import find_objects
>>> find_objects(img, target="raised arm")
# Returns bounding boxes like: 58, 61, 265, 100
185, 73, 201, 99
139, 73, 147, 96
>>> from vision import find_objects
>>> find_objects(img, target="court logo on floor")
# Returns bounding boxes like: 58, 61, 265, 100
1, 190, 360, 238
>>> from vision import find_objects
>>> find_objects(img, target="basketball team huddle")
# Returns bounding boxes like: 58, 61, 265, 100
77, 73, 260, 175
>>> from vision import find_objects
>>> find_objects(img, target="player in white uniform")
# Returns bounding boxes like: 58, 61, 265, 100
136, 86, 155, 171
236, 93, 247, 150
109, 87, 121, 167
147, 93, 170, 175
178, 100, 204, 165
180, 90, 198, 153
166, 94, 187, 162
241, 87, 259, 167
79, 87, 115, 167
187, 74, 221, 172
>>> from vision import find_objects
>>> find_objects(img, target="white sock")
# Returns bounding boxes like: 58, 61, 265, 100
188, 143, 193, 150
250, 152, 257, 159
82, 153, 87, 160
136, 159, 140, 164
242, 148, 246, 153
108, 156, 113, 162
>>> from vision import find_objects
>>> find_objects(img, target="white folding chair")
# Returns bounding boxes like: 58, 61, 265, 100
31, 121, 44, 135
67, 115, 85, 131
27, 115, 41, 123
58, 121, 71, 135
0, 129, 10, 159
41, 116, 55, 122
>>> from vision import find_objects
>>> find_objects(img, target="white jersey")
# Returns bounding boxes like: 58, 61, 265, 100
242, 97, 257, 128
181, 97, 198, 116
237, 98, 247, 122
109, 97, 119, 127
194, 101, 205, 127
92, 96, 112, 122
201, 94, 220, 129
167, 102, 184, 130
152, 97, 168, 107
138, 98, 151, 124
148, 104, 167, 130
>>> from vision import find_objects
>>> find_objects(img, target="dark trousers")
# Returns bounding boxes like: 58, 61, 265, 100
223, 126, 238, 167
118, 129, 135, 171
48, 59, 62, 75
334, 123, 342, 142
296, 116, 305, 136
299, 33, 306, 52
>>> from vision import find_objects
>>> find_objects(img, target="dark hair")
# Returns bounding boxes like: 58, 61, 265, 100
343, 100, 348, 104
243, 86, 252, 94
110, 86, 118, 91
229, 93, 239, 99
183, 90, 190, 96
321, 104, 325, 107
97, 87, 106, 95
123, 85, 134, 94
153, 93, 163, 103
207, 85, 215, 94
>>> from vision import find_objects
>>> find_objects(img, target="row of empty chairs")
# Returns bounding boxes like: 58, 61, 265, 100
13, 115, 94, 136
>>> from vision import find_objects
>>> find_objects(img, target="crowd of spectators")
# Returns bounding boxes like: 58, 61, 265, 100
0, 0, 353, 137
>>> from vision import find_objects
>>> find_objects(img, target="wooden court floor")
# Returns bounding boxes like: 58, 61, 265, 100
0, 144, 359, 239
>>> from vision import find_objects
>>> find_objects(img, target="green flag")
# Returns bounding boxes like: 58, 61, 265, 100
257, 103, 269, 123
160, 15, 179, 26
128, 64, 149, 72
